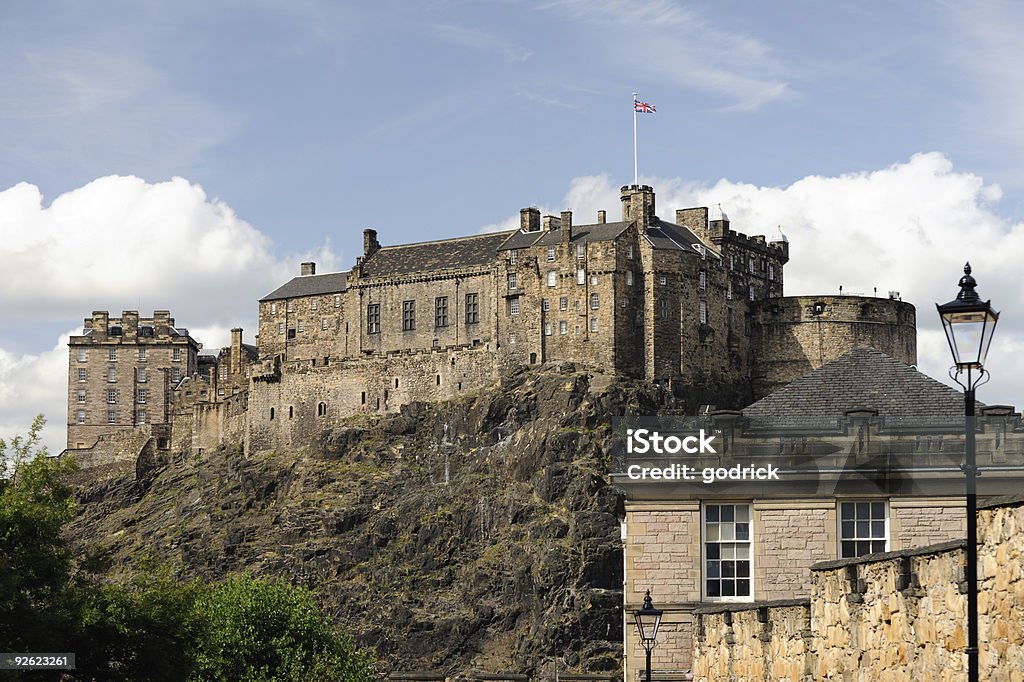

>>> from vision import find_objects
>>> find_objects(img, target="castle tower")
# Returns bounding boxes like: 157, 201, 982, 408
621, 184, 656, 228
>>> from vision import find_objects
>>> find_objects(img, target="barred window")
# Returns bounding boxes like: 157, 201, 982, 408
435, 297, 449, 327
107, 410, 117, 424
465, 294, 479, 324
136, 388, 148, 404
367, 304, 381, 334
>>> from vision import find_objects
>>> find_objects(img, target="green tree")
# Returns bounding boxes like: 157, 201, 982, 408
191, 575, 374, 682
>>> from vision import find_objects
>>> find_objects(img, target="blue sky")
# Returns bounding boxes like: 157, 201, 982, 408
3, 0, 1024, 451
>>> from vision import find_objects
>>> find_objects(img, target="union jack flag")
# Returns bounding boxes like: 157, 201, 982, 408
634, 98, 656, 113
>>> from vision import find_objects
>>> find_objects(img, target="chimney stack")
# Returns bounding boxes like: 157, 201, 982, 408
300, 262, 316, 276
561, 210, 573, 244
543, 215, 561, 232
363, 229, 381, 257
231, 328, 242, 372
520, 207, 541, 232
597, 210, 606, 224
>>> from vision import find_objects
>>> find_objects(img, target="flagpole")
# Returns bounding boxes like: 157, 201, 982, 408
632, 92, 638, 186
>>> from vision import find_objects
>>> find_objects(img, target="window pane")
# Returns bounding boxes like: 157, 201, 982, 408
705, 523, 719, 541
872, 502, 885, 518
707, 506, 719, 522
856, 502, 870, 518
858, 541, 872, 556
707, 544, 720, 560
735, 523, 749, 541
842, 520, 855, 537
872, 520, 885, 537
737, 562, 750, 578
841, 502, 854, 518
721, 524, 735, 542
736, 545, 750, 561
706, 580, 720, 597
736, 579, 750, 596
857, 520, 869, 537
707, 561, 720, 578
722, 505, 735, 522
842, 541, 856, 558
872, 540, 887, 553
722, 561, 735, 578
735, 506, 749, 522
722, 544, 735, 560
722, 581, 735, 597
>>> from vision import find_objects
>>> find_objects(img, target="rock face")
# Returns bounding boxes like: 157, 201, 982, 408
67, 365, 669, 675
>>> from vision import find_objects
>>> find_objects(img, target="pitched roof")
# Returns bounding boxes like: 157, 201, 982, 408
743, 347, 973, 425
359, 231, 515, 278
645, 219, 717, 257
496, 221, 633, 251
260, 272, 349, 302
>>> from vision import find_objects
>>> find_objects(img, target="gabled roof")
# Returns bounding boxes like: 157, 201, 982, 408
359, 231, 515, 278
743, 347, 973, 425
260, 272, 349, 302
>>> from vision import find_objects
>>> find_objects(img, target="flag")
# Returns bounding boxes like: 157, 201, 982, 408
634, 98, 656, 113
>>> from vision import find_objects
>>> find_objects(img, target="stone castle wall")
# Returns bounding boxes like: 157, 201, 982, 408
690, 498, 1024, 681
750, 296, 917, 400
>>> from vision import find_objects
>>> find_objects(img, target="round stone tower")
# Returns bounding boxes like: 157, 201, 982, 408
750, 295, 917, 400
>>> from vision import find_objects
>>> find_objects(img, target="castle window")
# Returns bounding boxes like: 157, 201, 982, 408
109, 326, 122, 336
108, 348, 117, 362
627, 244, 634, 259
575, 300, 581, 311
395, 378, 399, 388
575, 325, 580, 334
508, 332, 516, 344
270, 407, 275, 420
761, 258, 767, 272
136, 388, 148, 404
402, 300, 416, 331
576, 243, 585, 259
547, 245, 556, 261
367, 304, 381, 334
76, 389, 86, 403
465, 294, 479, 324
589, 293, 600, 309
727, 307, 733, 329
107, 409, 117, 424
361, 392, 366, 405
658, 299, 668, 320
559, 321, 567, 335
435, 297, 448, 327
699, 300, 709, 325
297, 320, 304, 333
78, 368, 87, 382
621, 298, 627, 308
768, 265, 775, 281
138, 348, 147, 362
544, 323, 552, 336
840, 502, 888, 558
559, 297, 568, 311
288, 328, 296, 339
318, 402, 327, 417
749, 287, 756, 302
107, 388, 117, 403
541, 298, 550, 312
271, 303, 277, 315
699, 270, 707, 291
509, 249, 518, 265
547, 271, 557, 287
436, 373, 441, 384
108, 366, 117, 382
322, 318, 329, 330
576, 268, 585, 285
218, 388, 225, 396
287, 301, 294, 312
288, 406, 294, 419
173, 348, 181, 362
278, 323, 284, 334
627, 271, 633, 286
727, 281, 733, 300
728, 254, 735, 270
659, 275, 667, 285
77, 348, 87, 362
334, 295, 341, 308
509, 297, 520, 316
744, 312, 751, 336
748, 258, 755, 274
507, 273, 517, 290
589, 318, 598, 332
704, 503, 752, 600
76, 410, 86, 424
171, 367, 181, 382
311, 300, 318, 311
590, 274, 598, 286
432, 339, 439, 348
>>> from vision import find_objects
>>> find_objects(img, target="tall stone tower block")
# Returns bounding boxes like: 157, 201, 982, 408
750, 295, 917, 399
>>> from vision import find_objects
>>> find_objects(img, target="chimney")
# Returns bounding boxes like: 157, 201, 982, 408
543, 215, 562, 232
300, 262, 316, 276
620, 185, 656, 231
597, 210, 606, 224
520, 207, 541, 232
231, 328, 242, 373
561, 210, 573, 244
363, 228, 381, 257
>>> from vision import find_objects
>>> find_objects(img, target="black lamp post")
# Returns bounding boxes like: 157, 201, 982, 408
936, 262, 999, 682
634, 590, 663, 682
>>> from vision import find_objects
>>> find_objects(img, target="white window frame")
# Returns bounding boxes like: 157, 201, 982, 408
699, 300, 709, 325
173, 348, 182, 362
589, 293, 600, 310
508, 273, 517, 290
589, 317, 598, 332
576, 268, 586, 285
838, 501, 889, 558
334, 295, 341, 308
576, 243, 585, 260
541, 298, 550, 312
627, 270, 634, 286
702, 502, 754, 602
77, 348, 87, 362
108, 348, 117, 362
271, 302, 277, 315
76, 389, 86, 403
322, 318, 329, 331
78, 368, 87, 382
559, 320, 567, 335
699, 270, 707, 291
559, 297, 568, 311
727, 281, 733, 300
659, 275, 667, 285
590, 273, 598, 286
278, 322, 285, 334
76, 410, 86, 425
509, 297, 520, 315
107, 409, 117, 424
137, 368, 147, 383
311, 300, 318, 311
509, 249, 518, 265
627, 244, 634, 259
544, 323, 552, 336
547, 245, 556, 261
547, 271, 557, 287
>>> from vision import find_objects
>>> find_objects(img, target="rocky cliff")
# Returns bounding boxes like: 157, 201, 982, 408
67, 365, 671, 675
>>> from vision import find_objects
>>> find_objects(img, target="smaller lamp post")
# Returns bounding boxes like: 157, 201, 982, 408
634, 590, 663, 682
936, 262, 999, 682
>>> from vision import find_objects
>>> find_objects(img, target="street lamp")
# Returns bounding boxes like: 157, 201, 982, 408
936, 262, 999, 682
634, 590, 662, 682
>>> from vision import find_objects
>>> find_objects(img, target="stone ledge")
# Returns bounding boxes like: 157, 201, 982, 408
979, 493, 1024, 510
692, 598, 810, 615
810, 539, 966, 571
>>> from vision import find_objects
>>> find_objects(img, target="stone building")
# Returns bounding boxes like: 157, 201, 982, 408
66, 310, 199, 450
617, 348, 1024, 679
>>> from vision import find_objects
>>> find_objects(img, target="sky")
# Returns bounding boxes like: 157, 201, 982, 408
3, 0, 1024, 453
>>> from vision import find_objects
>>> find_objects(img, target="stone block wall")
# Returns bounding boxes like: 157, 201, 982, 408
753, 503, 835, 601
690, 498, 1024, 680
891, 500, 966, 550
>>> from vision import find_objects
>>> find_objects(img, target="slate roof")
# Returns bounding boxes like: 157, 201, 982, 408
742, 347, 975, 426
497, 221, 632, 250
359, 231, 515, 278
260, 272, 349, 302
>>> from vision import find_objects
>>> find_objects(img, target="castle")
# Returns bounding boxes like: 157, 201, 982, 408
65, 184, 917, 461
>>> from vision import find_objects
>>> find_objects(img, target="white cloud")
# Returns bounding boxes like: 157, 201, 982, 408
0, 175, 340, 453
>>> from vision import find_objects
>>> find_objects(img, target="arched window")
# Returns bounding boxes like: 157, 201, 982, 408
288, 406, 294, 419
269, 407, 275, 420
317, 402, 327, 417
